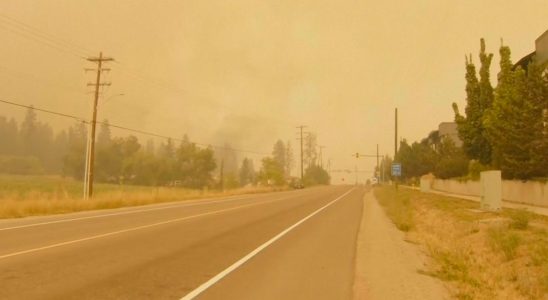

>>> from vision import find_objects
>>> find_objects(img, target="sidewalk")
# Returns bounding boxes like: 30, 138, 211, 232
353, 191, 448, 300
403, 185, 548, 217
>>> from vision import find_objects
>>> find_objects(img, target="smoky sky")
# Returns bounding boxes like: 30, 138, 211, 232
0, 0, 546, 183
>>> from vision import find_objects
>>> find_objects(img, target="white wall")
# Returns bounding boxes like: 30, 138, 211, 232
426, 178, 548, 208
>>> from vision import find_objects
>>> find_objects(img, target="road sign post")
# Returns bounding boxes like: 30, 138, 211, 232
391, 163, 401, 177
391, 163, 401, 190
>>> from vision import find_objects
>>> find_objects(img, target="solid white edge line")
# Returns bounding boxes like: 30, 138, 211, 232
180, 187, 356, 300
0, 195, 295, 260
0, 189, 304, 231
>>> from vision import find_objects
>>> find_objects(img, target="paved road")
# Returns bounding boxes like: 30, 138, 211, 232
0, 185, 364, 299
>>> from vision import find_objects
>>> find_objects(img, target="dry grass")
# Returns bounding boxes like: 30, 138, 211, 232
374, 186, 548, 300
0, 174, 284, 219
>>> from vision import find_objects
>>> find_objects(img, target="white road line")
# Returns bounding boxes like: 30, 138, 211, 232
180, 187, 356, 300
0, 191, 299, 231
0, 195, 295, 261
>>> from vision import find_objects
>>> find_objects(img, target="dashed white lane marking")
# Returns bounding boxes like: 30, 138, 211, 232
180, 187, 356, 300
0, 195, 296, 260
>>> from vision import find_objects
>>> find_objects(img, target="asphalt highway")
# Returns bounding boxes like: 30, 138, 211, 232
0, 185, 364, 299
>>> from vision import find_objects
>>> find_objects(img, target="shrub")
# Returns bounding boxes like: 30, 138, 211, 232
468, 160, 491, 180
434, 154, 469, 179
488, 227, 521, 260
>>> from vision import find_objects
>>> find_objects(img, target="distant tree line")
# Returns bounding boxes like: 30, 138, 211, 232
378, 133, 468, 182
256, 138, 329, 186
385, 39, 547, 181
0, 109, 331, 188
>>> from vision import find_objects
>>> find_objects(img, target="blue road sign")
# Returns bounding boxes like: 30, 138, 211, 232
391, 163, 401, 177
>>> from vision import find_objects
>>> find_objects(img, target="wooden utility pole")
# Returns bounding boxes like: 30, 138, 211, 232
394, 108, 398, 158
318, 145, 326, 168
376, 144, 379, 179
220, 159, 224, 192
86, 52, 113, 198
395, 107, 399, 190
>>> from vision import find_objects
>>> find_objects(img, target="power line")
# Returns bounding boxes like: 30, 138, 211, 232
0, 98, 269, 156
0, 13, 92, 58
0, 14, 234, 113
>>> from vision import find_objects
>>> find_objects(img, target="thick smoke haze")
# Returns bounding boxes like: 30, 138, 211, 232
0, 0, 546, 183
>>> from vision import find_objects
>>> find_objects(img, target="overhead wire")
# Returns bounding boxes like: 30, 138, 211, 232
0, 14, 269, 155
0, 98, 270, 156
1, 13, 237, 112
0, 13, 92, 58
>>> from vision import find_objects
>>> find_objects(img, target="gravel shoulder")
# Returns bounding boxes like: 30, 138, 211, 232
353, 190, 449, 300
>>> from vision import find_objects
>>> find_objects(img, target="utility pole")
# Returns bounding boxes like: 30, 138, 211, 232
376, 144, 379, 179
296, 125, 307, 181
318, 145, 326, 168
220, 159, 224, 192
395, 108, 398, 158
85, 52, 113, 198
395, 107, 399, 190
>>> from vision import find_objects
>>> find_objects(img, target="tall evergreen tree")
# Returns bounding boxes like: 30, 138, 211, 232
20, 107, 38, 156
272, 140, 286, 176
285, 140, 294, 177
239, 157, 255, 186
453, 39, 494, 164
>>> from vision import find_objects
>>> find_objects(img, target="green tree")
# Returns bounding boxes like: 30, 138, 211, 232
433, 137, 469, 179
395, 139, 437, 180
174, 140, 216, 188
485, 46, 548, 179
20, 107, 38, 156
303, 164, 330, 186
285, 140, 294, 177
453, 39, 494, 164
272, 140, 286, 176
258, 157, 285, 186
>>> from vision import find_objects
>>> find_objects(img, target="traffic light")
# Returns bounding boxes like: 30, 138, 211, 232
355, 152, 359, 158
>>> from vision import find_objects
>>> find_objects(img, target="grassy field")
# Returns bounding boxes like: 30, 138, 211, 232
0, 174, 282, 219
374, 186, 548, 300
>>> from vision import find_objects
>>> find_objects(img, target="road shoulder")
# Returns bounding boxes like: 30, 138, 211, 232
353, 190, 448, 300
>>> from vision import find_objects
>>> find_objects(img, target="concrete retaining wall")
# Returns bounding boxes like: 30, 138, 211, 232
424, 178, 548, 208
430, 179, 481, 197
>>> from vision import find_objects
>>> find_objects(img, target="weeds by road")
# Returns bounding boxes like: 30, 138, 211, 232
374, 186, 548, 300
0, 174, 284, 219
